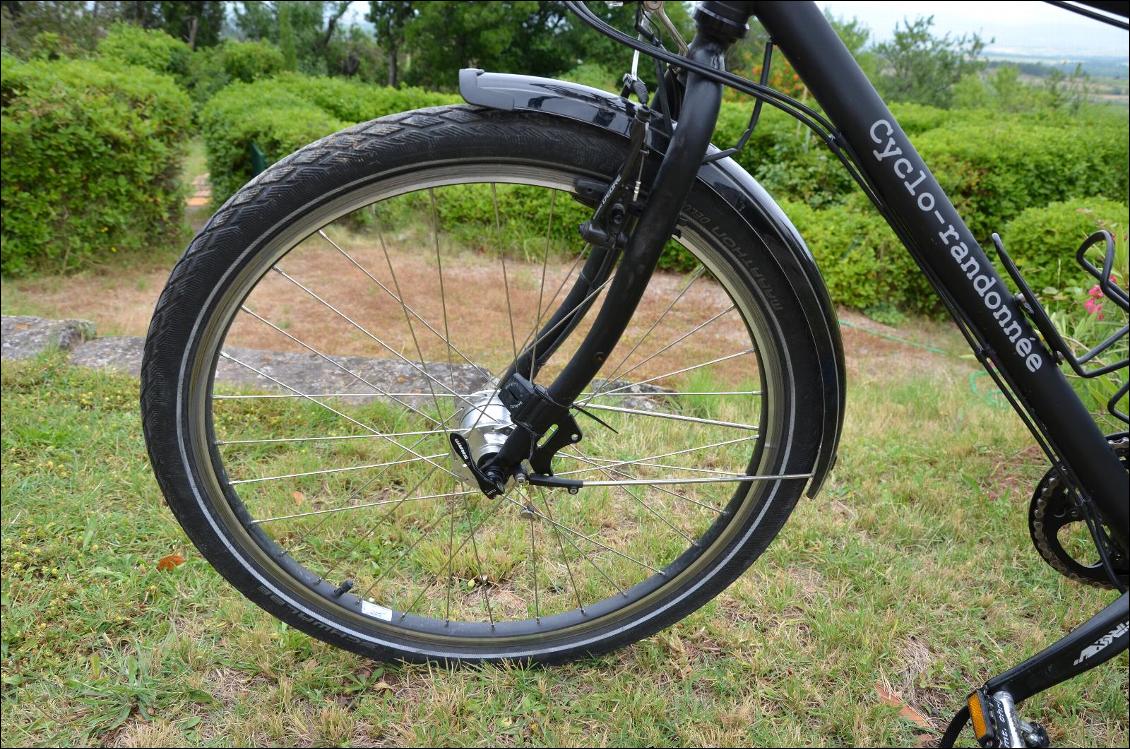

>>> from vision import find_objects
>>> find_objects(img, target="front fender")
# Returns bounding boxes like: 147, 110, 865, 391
459, 69, 844, 496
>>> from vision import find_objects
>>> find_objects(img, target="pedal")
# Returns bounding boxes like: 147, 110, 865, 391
967, 690, 1050, 748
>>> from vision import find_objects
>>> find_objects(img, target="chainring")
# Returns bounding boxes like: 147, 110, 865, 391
1028, 437, 1128, 589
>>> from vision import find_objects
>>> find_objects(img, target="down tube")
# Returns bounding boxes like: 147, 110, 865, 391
756, 1, 1128, 547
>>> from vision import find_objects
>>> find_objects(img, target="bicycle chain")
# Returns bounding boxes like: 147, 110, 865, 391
1029, 437, 1128, 589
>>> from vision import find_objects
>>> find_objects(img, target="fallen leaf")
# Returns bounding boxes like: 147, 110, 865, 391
293, 491, 306, 505
156, 553, 186, 572
876, 682, 933, 731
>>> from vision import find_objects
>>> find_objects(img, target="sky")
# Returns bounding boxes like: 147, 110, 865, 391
815, 1, 1130, 59
338, 2, 1129, 62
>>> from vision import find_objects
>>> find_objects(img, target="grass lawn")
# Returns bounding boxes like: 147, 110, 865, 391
2, 159, 1126, 745
2, 344, 1126, 747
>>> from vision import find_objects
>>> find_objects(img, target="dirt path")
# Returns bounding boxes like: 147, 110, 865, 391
1, 230, 967, 383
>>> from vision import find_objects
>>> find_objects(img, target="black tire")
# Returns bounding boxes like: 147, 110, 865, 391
141, 105, 825, 664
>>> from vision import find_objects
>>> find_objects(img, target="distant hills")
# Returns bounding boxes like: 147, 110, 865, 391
984, 52, 1128, 80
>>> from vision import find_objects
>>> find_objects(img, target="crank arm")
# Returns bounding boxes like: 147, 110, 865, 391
940, 591, 1129, 747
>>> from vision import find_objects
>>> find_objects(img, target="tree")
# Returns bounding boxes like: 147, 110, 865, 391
367, 0, 413, 87
157, 1, 225, 49
231, 1, 351, 75
1, 0, 121, 55
116, 1, 224, 48
402, 1, 542, 89
874, 16, 988, 108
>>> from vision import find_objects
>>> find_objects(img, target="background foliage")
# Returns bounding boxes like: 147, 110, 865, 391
0, 0, 1127, 317
0, 55, 191, 275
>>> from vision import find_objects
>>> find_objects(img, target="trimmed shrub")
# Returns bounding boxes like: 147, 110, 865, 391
97, 23, 192, 84
218, 40, 286, 85
784, 199, 940, 316
184, 40, 287, 108
201, 73, 457, 204
1001, 197, 1128, 295
1, 58, 192, 276
917, 118, 1129, 240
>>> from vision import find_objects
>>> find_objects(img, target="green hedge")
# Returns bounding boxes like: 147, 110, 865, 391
917, 118, 1129, 240
1001, 197, 1128, 295
200, 74, 1128, 314
783, 199, 939, 316
201, 73, 458, 204
97, 24, 192, 84
1, 58, 192, 276
185, 40, 287, 107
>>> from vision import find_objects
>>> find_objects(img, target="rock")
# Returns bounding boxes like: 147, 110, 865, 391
585, 378, 673, 411
65, 336, 493, 409
1, 316, 95, 360
7, 315, 669, 416
68, 336, 146, 376
214, 345, 492, 409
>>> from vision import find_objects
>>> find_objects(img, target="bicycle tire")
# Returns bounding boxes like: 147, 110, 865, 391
141, 104, 826, 664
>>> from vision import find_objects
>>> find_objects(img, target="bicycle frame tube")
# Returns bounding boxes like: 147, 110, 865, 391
752, 1, 1128, 548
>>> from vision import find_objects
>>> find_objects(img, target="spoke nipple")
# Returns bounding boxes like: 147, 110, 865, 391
571, 434, 580, 442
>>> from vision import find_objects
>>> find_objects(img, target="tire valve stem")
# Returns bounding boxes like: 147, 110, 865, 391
332, 579, 354, 597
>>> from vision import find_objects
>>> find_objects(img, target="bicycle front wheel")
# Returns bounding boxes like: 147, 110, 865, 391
141, 105, 826, 663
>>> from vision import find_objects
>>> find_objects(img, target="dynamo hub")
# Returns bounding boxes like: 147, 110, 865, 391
450, 390, 515, 486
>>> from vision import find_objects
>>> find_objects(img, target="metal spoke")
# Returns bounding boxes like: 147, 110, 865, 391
429, 188, 458, 390
239, 305, 440, 425
561, 449, 725, 513
567, 451, 695, 544
216, 428, 453, 446
214, 389, 762, 401
228, 453, 445, 486
271, 266, 479, 410
250, 488, 476, 525
502, 496, 662, 575
575, 454, 746, 478
493, 183, 519, 363
583, 473, 812, 487
581, 265, 705, 406
528, 496, 541, 623
557, 434, 760, 479
393, 492, 511, 619
445, 480, 456, 624
461, 489, 496, 627
529, 190, 558, 380
258, 424, 452, 561
518, 487, 627, 598
360, 499, 465, 611
579, 390, 762, 399
215, 392, 462, 400
219, 351, 463, 482
588, 305, 737, 400
594, 348, 755, 397
319, 228, 493, 383
535, 487, 586, 614
581, 403, 759, 431
314, 465, 440, 588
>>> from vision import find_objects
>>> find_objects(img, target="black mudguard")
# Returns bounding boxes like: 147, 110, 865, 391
459, 69, 845, 496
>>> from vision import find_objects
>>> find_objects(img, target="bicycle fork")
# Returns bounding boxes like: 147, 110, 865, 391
461, 39, 730, 493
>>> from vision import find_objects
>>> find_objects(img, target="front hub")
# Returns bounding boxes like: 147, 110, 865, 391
450, 390, 515, 486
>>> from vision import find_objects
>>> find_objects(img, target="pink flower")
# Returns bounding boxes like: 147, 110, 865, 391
1084, 297, 1104, 319
1088, 284, 1104, 300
